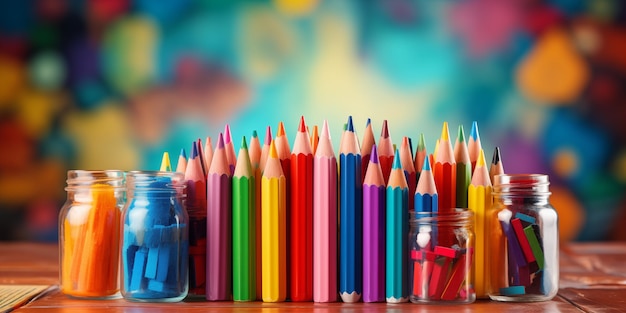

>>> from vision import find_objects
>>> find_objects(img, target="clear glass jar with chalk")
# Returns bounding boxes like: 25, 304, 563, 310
120, 171, 189, 302
408, 209, 475, 304
488, 174, 559, 302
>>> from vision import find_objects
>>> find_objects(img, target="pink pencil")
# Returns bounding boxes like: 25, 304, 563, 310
313, 120, 338, 302
378, 120, 394, 184
204, 136, 214, 172
224, 124, 237, 175
206, 133, 232, 301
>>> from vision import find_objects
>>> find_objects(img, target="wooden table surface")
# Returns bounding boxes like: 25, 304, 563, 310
2, 242, 626, 312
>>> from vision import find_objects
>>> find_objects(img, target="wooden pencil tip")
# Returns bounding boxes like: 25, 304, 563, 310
457, 125, 465, 143
370, 145, 379, 163
269, 140, 278, 158
217, 133, 225, 149
492, 146, 501, 164
298, 116, 307, 132
393, 149, 401, 169
321, 120, 330, 138
477, 149, 486, 167
265, 126, 272, 144
381, 120, 389, 138
277, 121, 286, 136
347, 116, 354, 132
241, 136, 248, 149
191, 141, 199, 158
417, 133, 426, 151
224, 124, 232, 143
470, 121, 480, 141
180, 148, 187, 159
423, 154, 431, 171
440, 122, 450, 141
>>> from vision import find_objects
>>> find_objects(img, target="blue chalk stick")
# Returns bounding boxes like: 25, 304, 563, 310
130, 249, 148, 291
500, 286, 526, 296
124, 245, 139, 289
148, 279, 167, 293
156, 245, 170, 282
515, 212, 536, 225
145, 247, 159, 279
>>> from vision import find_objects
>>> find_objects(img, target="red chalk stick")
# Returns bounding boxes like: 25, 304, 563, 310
428, 256, 452, 299
511, 218, 536, 264
434, 246, 457, 259
441, 256, 468, 300
413, 261, 423, 297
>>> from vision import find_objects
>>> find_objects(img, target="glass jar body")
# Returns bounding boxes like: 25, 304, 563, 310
120, 171, 189, 302
488, 174, 559, 302
408, 209, 475, 304
59, 170, 124, 298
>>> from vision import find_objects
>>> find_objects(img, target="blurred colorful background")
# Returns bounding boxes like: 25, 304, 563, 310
0, 0, 625, 242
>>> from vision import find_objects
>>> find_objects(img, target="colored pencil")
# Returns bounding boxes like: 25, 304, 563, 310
361, 118, 375, 182
262, 140, 287, 302
248, 130, 263, 300
313, 120, 338, 302
197, 138, 207, 177
363, 145, 385, 303
414, 156, 438, 213
275, 121, 291, 298
206, 133, 232, 301
232, 137, 256, 301
310, 125, 319, 155
224, 124, 237, 175
260, 126, 272, 173
468, 149, 492, 298
185, 142, 208, 296
399, 136, 416, 212
386, 149, 408, 303
378, 120, 394, 184
204, 136, 214, 172
468, 121, 483, 173
339, 116, 363, 303
290, 116, 314, 301
454, 125, 471, 208
489, 147, 504, 184
414, 133, 427, 180
434, 122, 456, 213
176, 148, 187, 174
160, 152, 172, 171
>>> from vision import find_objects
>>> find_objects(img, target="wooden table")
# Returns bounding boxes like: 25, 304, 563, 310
2, 242, 626, 312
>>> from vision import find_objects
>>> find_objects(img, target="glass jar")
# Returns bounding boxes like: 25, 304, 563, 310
59, 170, 125, 298
408, 209, 475, 304
121, 171, 189, 302
488, 174, 559, 302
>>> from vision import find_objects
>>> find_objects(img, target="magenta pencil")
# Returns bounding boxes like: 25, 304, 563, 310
224, 124, 237, 175
378, 120, 394, 184
313, 120, 338, 302
206, 133, 232, 301
260, 126, 272, 173
363, 145, 386, 303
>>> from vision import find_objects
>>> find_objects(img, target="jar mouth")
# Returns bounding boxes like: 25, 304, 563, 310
126, 171, 186, 195
65, 170, 125, 191
492, 174, 551, 196
409, 208, 473, 224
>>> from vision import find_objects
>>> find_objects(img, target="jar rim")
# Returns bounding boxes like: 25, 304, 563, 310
409, 208, 473, 223
65, 170, 125, 190
492, 173, 551, 196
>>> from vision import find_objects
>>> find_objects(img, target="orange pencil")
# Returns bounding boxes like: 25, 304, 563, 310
399, 136, 416, 212
378, 120, 394, 184
361, 118, 376, 182
310, 125, 319, 155
290, 116, 314, 301
274, 121, 291, 298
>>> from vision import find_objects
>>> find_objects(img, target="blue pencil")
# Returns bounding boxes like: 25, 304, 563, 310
339, 116, 363, 303
386, 149, 408, 303
414, 156, 438, 213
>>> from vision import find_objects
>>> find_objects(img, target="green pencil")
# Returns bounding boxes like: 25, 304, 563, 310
232, 136, 256, 301
454, 125, 471, 208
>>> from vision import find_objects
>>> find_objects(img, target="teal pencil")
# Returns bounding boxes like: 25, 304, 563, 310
454, 125, 471, 208
386, 149, 409, 303
232, 137, 256, 301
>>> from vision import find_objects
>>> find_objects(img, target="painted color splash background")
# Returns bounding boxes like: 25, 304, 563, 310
0, 0, 625, 242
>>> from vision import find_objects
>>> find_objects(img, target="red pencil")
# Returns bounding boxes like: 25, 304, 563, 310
378, 120, 394, 184
434, 122, 456, 246
184, 141, 207, 296
361, 118, 375, 182
290, 116, 314, 301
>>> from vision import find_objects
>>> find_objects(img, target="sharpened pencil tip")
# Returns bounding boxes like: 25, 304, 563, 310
423, 155, 431, 171
347, 116, 354, 132
265, 126, 272, 145
321, 120, 330, 138
298, 116, 307, 132
241, 136, 248, 149
417, 133, 426, 151
492, 146, 501, 164
457, 125, 465, 142
370, 145, 379, 163
217, 133, 225, 149
477, 149, 486, 167
252, 130, 258, 138
269, 140, 278, 158
440, 122, 450, 141
180, 148, 187, 159
191, 141, 199, 158
366, 118, 371, 127
277, 121, 286, 136
470, 121, 480, 141
381, 120, 389, 138
393, 149, 401, 169
224, 124, 232, 144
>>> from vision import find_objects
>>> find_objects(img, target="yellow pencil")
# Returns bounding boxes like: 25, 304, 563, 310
261, 140, 287, 302
468, 149, 491, 298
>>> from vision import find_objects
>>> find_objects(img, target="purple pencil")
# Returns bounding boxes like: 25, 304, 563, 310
363, 145, 386, 302
207, 133, 232, 300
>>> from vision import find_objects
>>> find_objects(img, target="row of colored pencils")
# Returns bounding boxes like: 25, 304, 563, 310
159, 116, 505, 302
